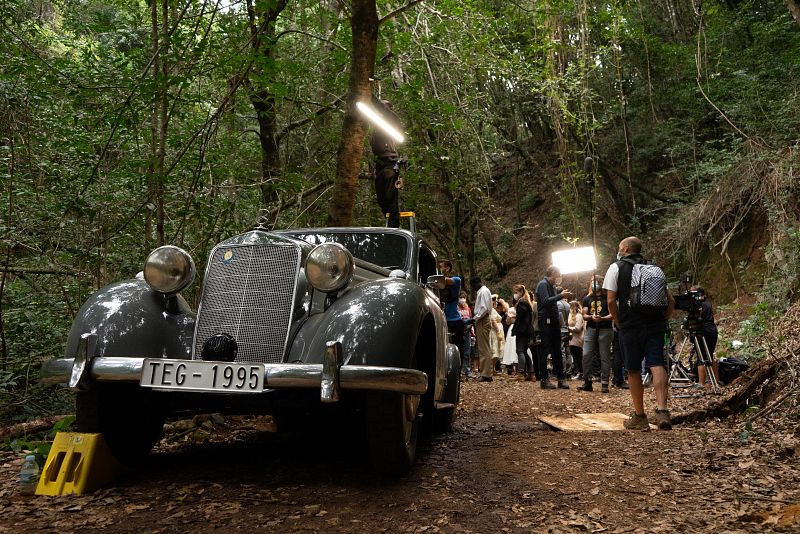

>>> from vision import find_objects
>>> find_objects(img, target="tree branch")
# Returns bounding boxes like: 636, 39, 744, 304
1, 267, 77, 276
275, 29, 347, 51
379, 0, 426, 25
276, 97, 345, 142
595, 159, 671, 203
257, 180, 334, 226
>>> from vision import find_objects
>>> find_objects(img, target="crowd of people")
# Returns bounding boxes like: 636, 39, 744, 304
443, 265, 628, 391
438, 236, 721, 432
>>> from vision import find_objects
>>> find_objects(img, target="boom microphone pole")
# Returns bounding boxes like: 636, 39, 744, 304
585, 156, 595, 256
584, 156, 602, 382
584, 156, 598, 293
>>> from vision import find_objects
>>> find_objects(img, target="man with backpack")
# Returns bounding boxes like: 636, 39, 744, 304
603, 237, 675, 431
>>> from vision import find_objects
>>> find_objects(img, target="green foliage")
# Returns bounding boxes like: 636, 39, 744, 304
3, 0, 800, 423
736, 301, 781, 362
6, 438, 51, 467
763, 227, 800, 303
50, 415, 76, 437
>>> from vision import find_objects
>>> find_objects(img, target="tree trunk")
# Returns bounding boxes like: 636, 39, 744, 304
0, 135, 12, 372
787, 0, 800, 28
327, 0, 379, 227
479, 222, 507, 277
251, 88, 282, 207
671, 357, 780, 425
145, 0, 159, 251
156, 0, 168, 246
246, 0, 289, 213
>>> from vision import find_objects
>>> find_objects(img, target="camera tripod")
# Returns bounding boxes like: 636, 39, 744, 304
669, 329, 721, 394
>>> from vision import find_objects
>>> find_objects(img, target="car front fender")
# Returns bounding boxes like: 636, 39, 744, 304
64, 279, 196, 361
288, 278, 429, 368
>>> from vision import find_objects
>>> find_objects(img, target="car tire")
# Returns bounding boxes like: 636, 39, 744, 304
76, 383, 165, 465
365, 391, 419, 476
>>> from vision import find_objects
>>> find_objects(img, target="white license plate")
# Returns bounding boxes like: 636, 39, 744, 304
140, 359, 265, 393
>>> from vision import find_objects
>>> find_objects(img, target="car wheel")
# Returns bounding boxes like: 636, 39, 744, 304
365, 391, 419, 476
76, 383, 165, 465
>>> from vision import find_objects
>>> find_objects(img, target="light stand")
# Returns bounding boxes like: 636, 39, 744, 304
668, 325, 722, 395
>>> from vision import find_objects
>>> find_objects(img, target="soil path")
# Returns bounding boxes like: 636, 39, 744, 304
1, 375, 798, 533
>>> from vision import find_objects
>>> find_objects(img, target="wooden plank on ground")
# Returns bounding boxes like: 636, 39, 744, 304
538, 412, 657, 431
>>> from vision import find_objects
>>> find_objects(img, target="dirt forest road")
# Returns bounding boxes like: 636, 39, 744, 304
2, 375, 799, 533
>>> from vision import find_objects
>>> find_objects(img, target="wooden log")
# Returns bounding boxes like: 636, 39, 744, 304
672, 358, 780, 425
0, 415, 71, 441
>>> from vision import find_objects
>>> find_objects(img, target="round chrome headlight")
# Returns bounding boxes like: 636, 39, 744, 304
144, 245, 196, 294
305, 243, 354, 293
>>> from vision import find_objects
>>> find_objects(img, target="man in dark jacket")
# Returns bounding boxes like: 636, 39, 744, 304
368, 98, 404, 228
536, 266, 573, 389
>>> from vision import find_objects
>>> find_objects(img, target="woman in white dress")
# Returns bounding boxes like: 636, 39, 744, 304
489, 295, 505, 370
501, 306, 519, 374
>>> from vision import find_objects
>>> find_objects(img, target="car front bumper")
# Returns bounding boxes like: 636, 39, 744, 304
39, 339, 428, 403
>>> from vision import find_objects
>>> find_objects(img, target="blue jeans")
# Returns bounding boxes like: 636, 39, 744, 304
582, 327, 612, 384
461, 334, 472, 376
516, 334, 533, 374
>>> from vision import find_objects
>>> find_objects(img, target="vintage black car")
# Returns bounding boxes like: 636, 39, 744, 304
40, 221, 461, 475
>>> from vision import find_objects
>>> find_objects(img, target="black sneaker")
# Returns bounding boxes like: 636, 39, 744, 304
577, 382, 593, 392
540, 380, 556, 390
601, 384, 610, 393
557, 380, 570, 390
612, 382, 629, 389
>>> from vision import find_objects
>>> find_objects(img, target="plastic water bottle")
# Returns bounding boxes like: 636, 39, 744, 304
19, 455, 39, 495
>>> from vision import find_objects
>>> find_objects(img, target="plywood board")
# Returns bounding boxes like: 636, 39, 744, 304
538, 412, 658, 431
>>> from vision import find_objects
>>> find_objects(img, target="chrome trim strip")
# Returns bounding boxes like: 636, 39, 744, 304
320, 341, 343, 403
68, 333, 97, 391
40, 357, 428, 395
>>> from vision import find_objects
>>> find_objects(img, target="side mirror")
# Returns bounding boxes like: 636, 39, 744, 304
426, 275, 447, 290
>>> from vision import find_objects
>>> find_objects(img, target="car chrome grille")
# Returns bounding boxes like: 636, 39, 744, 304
194, 243, 301, 364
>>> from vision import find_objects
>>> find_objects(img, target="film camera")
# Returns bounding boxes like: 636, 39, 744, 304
673, 274, 705, 332
668, 274, 722, 393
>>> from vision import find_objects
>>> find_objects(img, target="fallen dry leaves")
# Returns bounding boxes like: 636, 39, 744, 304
0, 358, 798, 533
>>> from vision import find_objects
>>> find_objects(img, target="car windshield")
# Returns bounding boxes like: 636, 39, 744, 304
289, 232, 410, 270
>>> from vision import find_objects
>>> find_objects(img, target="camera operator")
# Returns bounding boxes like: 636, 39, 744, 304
438, 260, 464, 376
691, 285, 720, 387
